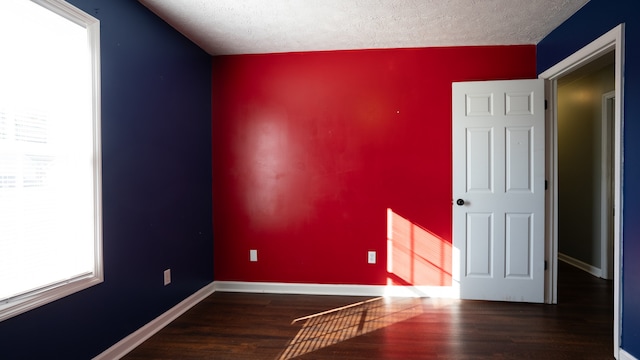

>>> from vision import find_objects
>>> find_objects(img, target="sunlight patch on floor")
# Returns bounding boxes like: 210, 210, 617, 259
277, 297, 423, 360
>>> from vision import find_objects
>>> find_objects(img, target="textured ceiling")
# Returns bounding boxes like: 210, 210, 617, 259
139, 0, 589, 56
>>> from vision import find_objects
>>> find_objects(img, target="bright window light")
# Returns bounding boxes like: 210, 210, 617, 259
0, 0, 102, 321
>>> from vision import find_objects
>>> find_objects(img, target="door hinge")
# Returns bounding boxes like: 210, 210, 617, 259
545, 260, 548, 271
545, 99, 548, 110
545, 180, 548, 190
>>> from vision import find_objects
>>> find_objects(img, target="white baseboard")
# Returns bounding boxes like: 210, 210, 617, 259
213, 280, 459, 299
93, 283, 216, 360
620, 348, 639, 360
558, 252, 602, 278
93, 281, 456, 359
92, 278, 635, 360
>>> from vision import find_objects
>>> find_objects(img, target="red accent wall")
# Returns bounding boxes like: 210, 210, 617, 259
212, 46, 536, 285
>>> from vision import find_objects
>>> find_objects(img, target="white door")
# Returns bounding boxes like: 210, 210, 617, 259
452, 79, 545, 303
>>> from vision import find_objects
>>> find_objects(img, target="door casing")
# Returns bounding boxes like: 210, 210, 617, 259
538, 23, 624, 359
601, 90, 615, 281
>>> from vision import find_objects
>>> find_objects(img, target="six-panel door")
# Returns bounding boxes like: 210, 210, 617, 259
452, 79, 545, 303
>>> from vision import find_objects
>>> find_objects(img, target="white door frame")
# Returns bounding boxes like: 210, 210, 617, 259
602, 90, 616, 281
538, 23, 624, 359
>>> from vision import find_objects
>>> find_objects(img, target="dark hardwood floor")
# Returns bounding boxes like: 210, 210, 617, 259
123, 261, 613, 359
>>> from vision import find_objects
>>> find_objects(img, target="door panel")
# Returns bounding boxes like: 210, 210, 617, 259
506, 127, 532, 192
505, 213, 532, 277
467, 128, 493, 192
453, 79, 544, 303
466, 213, 492, 277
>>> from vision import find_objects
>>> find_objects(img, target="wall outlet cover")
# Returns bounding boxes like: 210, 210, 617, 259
368, 251, 376, 264
164, 269, 171, 286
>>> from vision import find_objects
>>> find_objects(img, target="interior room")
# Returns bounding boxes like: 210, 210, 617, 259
0, 0, 639, 359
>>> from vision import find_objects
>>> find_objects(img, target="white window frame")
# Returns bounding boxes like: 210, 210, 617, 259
0, 0, 102, 322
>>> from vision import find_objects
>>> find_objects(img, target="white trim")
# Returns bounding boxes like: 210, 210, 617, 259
213, 281, 460, 299
620, 349, 639, 360
33, 0, 99, 26
93, 281, 459, 360
92, 283, 216, 360
558, 253, 602, 278
601, 90, 616, 281
543, 78, 558, 304
1, 277, 103, 323
539, 25, 622, 79
539, 23, 624, 360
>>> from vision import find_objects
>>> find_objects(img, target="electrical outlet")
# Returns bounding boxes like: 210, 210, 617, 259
164, 269, 171, 286
367, 251, 376, 264
250, 249, 258, 262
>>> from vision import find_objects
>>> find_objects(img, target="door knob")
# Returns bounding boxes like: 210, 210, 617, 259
456, 199, 465, 206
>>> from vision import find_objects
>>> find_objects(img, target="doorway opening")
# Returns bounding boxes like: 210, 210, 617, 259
539, 24, 623, 359
556, 51, 615, 279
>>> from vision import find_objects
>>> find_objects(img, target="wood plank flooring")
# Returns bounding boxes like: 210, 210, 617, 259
123, 261, 613, 359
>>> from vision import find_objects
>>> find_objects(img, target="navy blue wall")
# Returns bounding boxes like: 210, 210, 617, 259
0, 0, 213, 358
537, 0, 640, 357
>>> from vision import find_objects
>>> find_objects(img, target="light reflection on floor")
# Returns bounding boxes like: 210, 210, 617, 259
277, 297, 424, 360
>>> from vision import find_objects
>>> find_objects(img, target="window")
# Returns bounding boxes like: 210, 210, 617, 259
0, 0, 102, 321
